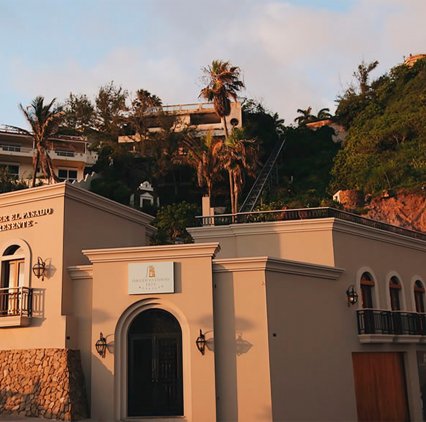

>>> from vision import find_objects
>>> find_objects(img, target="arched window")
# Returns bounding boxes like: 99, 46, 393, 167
389, 276, 402, 311
360, 272, 375, 309
127, 308, 183, 417
414, 280, 425, 313
0, 241, 31, 321
0, 245, 26, 315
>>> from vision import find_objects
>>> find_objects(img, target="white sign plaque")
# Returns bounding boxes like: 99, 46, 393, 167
128, 262, 174, 294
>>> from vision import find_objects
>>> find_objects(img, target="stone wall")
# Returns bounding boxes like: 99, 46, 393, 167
0, 348, 88, 420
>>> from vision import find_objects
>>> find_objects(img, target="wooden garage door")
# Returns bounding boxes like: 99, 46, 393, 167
352, 352, 410, 421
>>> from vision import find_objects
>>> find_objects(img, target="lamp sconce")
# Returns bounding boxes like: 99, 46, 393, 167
95, 332, 107, 358
196, 329, 206, 355
32, 257, 47, 281
346, 285, 358, 307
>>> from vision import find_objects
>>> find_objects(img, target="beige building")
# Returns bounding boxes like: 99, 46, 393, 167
0, 184, 425, 421
118, 101, 242, 146
0, 126, 97, 183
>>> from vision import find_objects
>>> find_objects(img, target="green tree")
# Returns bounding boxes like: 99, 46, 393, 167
18, 96, 64, 186
61, 93, 96, 135
151, 202, 198, 244
0, 168, 27, 193
199, 60, 245, 137
94, 81, 128, 140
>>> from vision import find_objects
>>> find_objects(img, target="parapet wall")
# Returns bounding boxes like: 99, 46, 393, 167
0, 348, 88, 421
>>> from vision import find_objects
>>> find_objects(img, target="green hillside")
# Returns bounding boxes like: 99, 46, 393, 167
331, 58, 426, 194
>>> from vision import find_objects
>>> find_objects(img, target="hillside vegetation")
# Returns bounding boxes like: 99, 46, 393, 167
331, 58, 426, 194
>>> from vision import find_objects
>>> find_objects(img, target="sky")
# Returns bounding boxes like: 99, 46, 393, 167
1, 0, 425, 128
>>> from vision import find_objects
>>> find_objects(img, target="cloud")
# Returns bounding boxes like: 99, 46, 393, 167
2, 0, 426, 127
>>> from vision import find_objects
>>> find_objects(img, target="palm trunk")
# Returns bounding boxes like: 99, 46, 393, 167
228, 169, 236, 216
32, 150, 40, 188
222, 117, 229, 139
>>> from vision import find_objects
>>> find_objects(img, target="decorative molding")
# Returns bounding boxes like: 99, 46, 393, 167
190, 218, 426, 251
213, 256, 343, 280
83, 242, 221, 263
67, 265, 93, 280
332, 219, 426, 252
188, 219, 335, 240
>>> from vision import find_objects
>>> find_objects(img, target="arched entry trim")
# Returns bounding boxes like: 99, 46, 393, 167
114, 298, 192, 421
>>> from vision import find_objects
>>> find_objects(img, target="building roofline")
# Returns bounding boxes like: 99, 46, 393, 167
0, 182, 156, 231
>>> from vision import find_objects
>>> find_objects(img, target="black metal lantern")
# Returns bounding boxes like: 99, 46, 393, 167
346, 285, 358, 306
32, 257, 47, 281
196, 329, 206, 355
95, 332, 107, 358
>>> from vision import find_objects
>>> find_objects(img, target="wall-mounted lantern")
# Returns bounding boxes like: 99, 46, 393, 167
32, 257, 47, 281
196, 329, 206, 355
95, 332, 107, 358
346, 285, 358, 307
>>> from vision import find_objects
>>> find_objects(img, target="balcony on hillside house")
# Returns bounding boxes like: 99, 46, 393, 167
118, 101, 242, 145
0, 126, 97, 166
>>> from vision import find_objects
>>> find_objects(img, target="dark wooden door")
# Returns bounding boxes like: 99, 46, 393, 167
127, 309, 183, 417
352, 352, 410, 421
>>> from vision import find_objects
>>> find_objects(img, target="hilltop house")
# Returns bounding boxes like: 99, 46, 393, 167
0, 125, 97, 183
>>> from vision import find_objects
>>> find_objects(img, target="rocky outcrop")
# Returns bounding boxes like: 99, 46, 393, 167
363, 192, 426, 233
0, 349, 88, 421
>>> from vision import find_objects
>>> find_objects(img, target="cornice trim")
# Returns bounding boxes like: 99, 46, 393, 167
188, 219, 335, 239
0, 182, 156, 231
213, 256, 343, 280
332, 219, 426, 251
83, 242, 221, 263
67, 265, 93, 280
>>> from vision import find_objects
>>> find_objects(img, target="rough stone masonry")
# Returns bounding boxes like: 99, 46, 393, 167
0, 349, 88, 421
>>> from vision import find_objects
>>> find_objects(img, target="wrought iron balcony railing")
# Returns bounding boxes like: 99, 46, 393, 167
0, 287, 33, 318
195, 207, 426, 242
357, 309, 426, 336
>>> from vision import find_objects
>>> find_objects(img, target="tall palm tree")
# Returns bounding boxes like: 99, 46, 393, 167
177, 131, 223, 200
199, 60, 245, 138
19, 96, 64, 186
218, 129, 258, 215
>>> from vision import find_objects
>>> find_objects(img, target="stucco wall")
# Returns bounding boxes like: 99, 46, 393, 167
213, 260, 273, 422
82, 243, 219, 422
189, 219, 336, 266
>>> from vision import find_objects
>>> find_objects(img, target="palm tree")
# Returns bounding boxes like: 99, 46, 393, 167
354, 60, 379, 95
177, 131, 223, 201
19, 96, 64, 186
218, 129, 259, 215
316, 108, 332, 120
199, 60, 245, 138
294, 107, 315, 126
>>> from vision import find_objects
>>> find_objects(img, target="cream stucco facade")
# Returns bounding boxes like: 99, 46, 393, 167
0, 184, 425, 421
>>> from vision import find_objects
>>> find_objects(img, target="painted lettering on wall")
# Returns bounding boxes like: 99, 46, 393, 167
0, 208, 54, 232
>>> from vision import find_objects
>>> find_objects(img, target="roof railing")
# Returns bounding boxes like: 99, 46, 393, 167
195, 207, 426, 241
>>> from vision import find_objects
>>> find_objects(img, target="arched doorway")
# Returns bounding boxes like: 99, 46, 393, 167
127, 308, 183, 417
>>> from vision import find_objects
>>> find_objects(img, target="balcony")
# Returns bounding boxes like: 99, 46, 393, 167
357, 309, 426, 343
0, 287, 33, 327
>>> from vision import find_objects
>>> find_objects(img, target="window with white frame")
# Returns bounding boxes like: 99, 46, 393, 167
0, 245, 25, 315
58, 168, 78, 182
